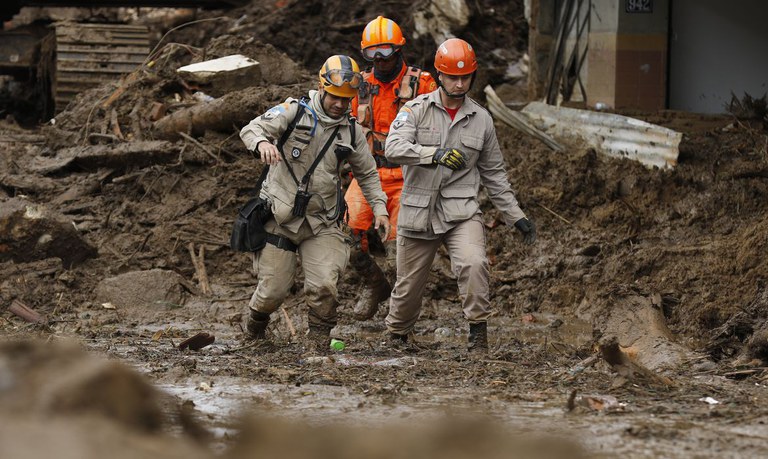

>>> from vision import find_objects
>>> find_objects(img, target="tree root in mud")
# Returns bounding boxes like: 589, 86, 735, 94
599, 337, 674, 388
594, 289, 709, 386
153, 86, 280, 140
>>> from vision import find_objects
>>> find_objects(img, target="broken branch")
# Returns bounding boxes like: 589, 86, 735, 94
110, 108, 124, 139
484, 85, 565, 152
8, 299, 48, 325
599, 337, 674, 387
281, 307, 296, 337
187, 243, 212, 295
536, 201, 572, 225
178, 132, 221, 164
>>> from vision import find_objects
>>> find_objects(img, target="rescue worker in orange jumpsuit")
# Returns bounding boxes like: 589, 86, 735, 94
345, 16, 437, 321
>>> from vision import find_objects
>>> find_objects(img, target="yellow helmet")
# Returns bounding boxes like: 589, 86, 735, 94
318, 55, 363, 98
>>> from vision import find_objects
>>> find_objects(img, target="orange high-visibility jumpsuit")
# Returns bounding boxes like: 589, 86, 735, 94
345, 63, 436, 246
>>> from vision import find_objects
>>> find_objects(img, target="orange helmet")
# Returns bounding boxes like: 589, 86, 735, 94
318, 55, 363, 98
434, 38, 478, 76
361, 16, 406, 51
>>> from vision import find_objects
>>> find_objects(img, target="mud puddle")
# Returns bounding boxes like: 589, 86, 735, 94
76, 306, 768, 458
160, 376, 569, 451
159, 370, 768, 458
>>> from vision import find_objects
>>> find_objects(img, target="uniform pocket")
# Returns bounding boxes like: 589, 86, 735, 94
439, 186, 479, 223
284, 134, 311, 164
269, 192, 292, 225
417, 129, 441, 146
398, 192, 431, 232
460, 134, 483, 153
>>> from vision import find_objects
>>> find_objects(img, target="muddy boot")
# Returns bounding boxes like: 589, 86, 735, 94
246, 310, 270, 340
305, 325, 332, 355
383, 239, 397, 280
351, 250, 391, 321
468, 322, 489, 354
385, 332, 419, 353
388, 332, 408, 345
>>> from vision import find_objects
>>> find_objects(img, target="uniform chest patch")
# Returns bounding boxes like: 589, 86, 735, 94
291, 147, 302, 159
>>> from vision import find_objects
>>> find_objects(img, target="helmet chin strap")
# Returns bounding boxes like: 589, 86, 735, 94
437, 72, 476, 99
319, 90, 330, 116
319, 89, 344, 119
441, 87, 469, 99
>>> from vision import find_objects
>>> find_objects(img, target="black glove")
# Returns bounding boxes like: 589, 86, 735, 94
514, 218, 536, 245
432, 148, 467, 170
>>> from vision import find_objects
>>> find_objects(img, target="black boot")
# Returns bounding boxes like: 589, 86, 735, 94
246, 310, 270, 340
351, 249, 391, 321
468, 322, 488, 354
388, 332, 408, 344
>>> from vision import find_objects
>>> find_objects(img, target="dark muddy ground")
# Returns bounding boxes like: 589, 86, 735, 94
3, 1, 768, 458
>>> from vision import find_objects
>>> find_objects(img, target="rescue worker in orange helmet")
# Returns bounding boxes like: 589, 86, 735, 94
345, 16, 437, 321
383, 38, 536, 354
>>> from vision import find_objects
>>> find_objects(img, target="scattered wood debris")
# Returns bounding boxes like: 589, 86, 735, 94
8, 299, 48, 325
178, 332, 215, 351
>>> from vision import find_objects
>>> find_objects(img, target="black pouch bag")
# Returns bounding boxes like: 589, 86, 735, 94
230, 195, 272, 252
230, 99, 308, 252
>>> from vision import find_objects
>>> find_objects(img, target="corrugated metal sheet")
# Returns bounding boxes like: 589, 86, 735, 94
520, 102, 683, 169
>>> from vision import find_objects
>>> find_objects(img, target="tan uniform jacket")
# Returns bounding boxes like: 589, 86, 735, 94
384, 90, 527, 239
240, 90, 388, 234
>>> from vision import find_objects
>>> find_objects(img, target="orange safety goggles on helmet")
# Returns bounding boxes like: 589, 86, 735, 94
361, 44, 400, 61
321, 68, 363, 89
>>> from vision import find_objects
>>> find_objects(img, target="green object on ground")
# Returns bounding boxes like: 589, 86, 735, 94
330, 338, 345, 351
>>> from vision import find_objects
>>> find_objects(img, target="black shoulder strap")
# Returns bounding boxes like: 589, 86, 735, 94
299, 124, 341, 186
348, 115, 356, 146
274, 98, 311, 186
277, 99, 307, 152
250, 165, 269, 197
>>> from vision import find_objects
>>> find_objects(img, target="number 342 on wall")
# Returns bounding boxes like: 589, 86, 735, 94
626, 0, 653, 13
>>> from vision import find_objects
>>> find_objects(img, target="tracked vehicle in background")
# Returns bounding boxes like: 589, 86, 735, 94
0, 0, 246, 122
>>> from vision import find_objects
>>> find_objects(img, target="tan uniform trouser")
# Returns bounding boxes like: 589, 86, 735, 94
385, 216, 490, 335
249, 218, 349, 328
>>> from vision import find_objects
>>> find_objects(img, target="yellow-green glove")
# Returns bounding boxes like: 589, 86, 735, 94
432, 148, 467, 170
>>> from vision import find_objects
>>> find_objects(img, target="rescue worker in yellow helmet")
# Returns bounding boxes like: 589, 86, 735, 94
383, 38, 536, 354
239, 55, 389, 354
345, 16, 437, 322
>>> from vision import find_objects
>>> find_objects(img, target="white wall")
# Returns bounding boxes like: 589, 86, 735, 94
669, 0, 768, 113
